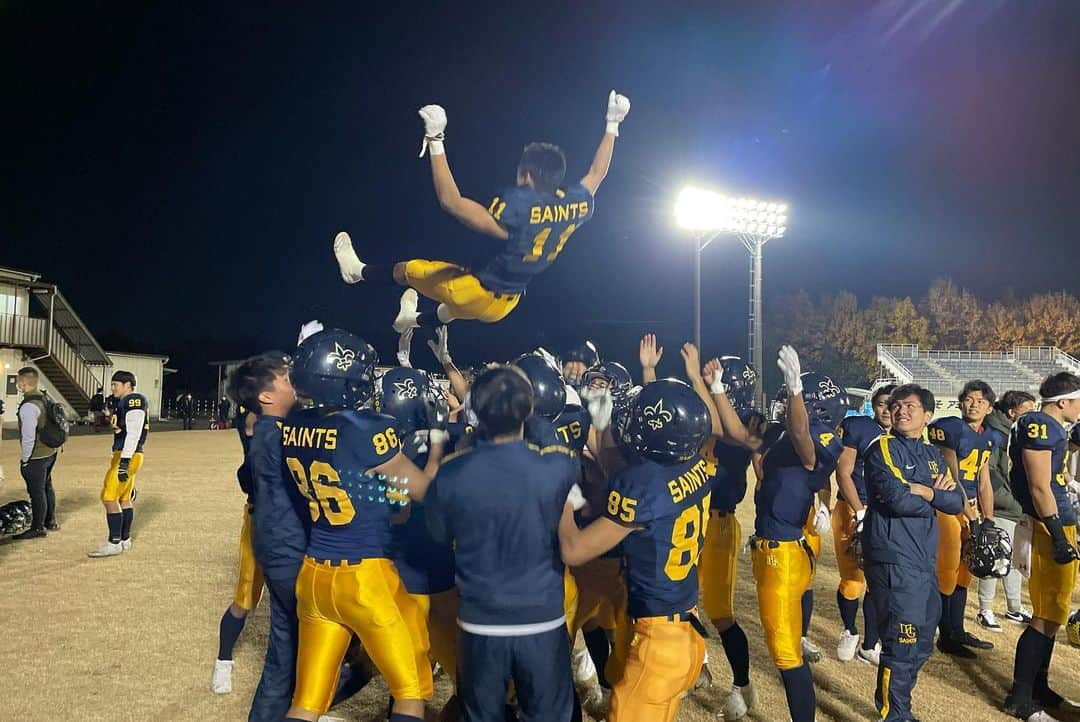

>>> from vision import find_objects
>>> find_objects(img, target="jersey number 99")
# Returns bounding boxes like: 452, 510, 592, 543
286, 458, 356, 525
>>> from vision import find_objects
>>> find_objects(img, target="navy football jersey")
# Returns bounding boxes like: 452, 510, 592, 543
390, 434, 455, 595
755, 420, 843, 541
1070, 423, 1079, 448
928, 416, 996, 498
606, 456, 713, 618
839, 415, 888, 505
703, 440, 752, 513
1010, 411, 1074, 525
447, 420, 475, 453
111, 392, 150, 453
281, 407, 402, 561
474, 182, 595, 294
553, 405, 592, 453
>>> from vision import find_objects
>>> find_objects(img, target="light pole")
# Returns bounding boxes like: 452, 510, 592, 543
675, 187, 788, 408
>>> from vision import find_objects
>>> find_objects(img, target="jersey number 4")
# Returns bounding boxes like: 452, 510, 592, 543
664, 493, 712, 582
285, 458, 356, 526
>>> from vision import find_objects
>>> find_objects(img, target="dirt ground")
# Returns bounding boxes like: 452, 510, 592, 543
2, 430, 1080, 722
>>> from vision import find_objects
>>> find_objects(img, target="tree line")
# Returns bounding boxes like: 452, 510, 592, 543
763, 279, 1080, 388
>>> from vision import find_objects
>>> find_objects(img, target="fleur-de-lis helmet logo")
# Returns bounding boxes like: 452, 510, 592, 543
394, 378, 419, 399
644, 398, 673, 430
327, 342, 357, 372
818, 378, 841, 397
742, 365, 756, 382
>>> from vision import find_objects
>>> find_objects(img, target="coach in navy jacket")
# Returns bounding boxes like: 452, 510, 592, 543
248, 410, 310, 721
863, 384, 963, 722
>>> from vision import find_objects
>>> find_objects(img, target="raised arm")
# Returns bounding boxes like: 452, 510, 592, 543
778, 346, 815, 470
639, 333, 662, 385
681, 343, 721, 438
580, 90, 630, 195
427, 326, 470, 401
418, 104, 509, 240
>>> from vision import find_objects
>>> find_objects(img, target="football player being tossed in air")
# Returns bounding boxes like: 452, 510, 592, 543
333, 90, 629, 330
558, 350, 719, 722
830, 383, 894, 666
282, 329, 434, 722
1003, 372, 1080, 721
747, 347, 847, 722
927, 380, 998, 658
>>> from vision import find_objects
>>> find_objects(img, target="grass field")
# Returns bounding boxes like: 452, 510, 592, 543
2, 430, 1080, 721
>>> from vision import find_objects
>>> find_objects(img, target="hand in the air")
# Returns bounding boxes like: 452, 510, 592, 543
418, 104, 447, 136
581, 386, 614, 433
606, 90, 631, 124
704, 358, 726, 395
298, 319, 323, 346
639, 334, 663, 370
777, 345, 803, 395
681, 343, 702, 382
426, 325, 453, 366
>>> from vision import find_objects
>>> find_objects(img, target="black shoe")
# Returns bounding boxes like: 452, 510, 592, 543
937, 635, 976, 658
956, 631, 993, 650
12, 528, 47, 540
46, 521, 60, 531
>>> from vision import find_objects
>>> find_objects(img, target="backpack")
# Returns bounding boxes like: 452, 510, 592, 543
38, 394, 70, 448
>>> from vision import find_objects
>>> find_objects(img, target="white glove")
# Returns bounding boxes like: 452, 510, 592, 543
853, 508, 866, 534
396, 327, 414, 368
428, 428, 450, 445
813, 504, 831, 535
566, 483, 587, 511
581, 386, 614, 433
777, 344, 803, 396
1068, 479, 1080, 496
605, 90, 630, 135
710, 361, 728, 396
418, 104, 447, 157
535, 346, 559, 370
564, 385, 582, 408
297, 319, 324, 346
427, 325, 452, 366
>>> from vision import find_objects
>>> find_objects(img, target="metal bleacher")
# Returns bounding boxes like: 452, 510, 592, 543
876, 345, 1080, 410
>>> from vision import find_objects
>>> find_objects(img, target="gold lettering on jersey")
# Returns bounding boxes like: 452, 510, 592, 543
281, 425, 338, 450
666, 459, 711, 503
529, 201, 590, 225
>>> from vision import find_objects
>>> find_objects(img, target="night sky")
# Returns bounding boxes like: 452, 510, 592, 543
4, 1, 1079, 392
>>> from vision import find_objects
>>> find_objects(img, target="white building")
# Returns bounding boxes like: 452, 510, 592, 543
1, 266, 169, 424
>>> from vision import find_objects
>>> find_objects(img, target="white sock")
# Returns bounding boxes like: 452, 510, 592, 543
333, 232, 365, 283
436, 303, 457, 324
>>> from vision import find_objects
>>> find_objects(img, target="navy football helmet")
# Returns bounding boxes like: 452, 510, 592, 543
773, 372, 849, 427
512, 354, 567, 419
562, 340, 600, 369
0, 500, 32, 535
963, 521, 1013, 579
376, 367, 449, 436
719, 356, 758, 413
292, 329, 377, 409
583, 361, 634, 406
625, 379, 710, 463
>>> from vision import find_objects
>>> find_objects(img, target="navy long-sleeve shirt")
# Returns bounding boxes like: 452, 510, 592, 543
425, 440, 577, 626
249, 414, 309, 579
863, 433, 964, 568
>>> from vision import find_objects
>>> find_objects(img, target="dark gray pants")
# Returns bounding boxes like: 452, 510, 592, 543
21, 454, 57, 530
248, 575, 299, 722
458, 625, 573, 722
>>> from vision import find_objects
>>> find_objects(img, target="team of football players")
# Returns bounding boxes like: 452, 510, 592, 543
207, 312, 1080, 722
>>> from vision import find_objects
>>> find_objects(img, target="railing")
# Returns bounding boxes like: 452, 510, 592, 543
46, 325, 100, 400
878, 343, 919, 359
0, 312, 48, 347
876, 345, 914, 383
1054, 349, 1080, 375
1014, 346, 1058, 362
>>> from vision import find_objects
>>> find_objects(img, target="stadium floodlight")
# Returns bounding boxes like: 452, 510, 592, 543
676, 185, 790, 408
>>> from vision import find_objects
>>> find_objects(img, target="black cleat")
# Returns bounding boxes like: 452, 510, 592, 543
937, 635, 976, 658
13, 528, 46, 540
956, 631, 993, 650
46, 521, 60, 531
